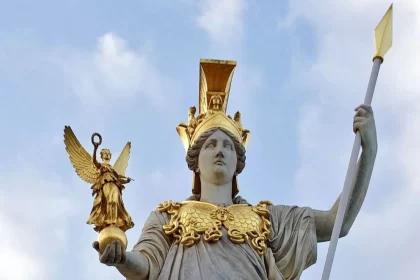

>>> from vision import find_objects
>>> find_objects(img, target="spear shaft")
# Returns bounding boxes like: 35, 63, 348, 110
321, 58, 381, 280
321, 4, 393, 279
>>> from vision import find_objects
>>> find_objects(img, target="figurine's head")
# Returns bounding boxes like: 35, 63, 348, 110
100, 149, 112, 161
186, 127, 246, 195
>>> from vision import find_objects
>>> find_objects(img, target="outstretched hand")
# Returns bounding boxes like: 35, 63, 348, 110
93, 241, 126, 266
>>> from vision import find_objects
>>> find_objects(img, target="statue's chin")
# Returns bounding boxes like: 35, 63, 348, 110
212, 168, 228, 179
212, 163, 228, 172
209, 170, 235, 186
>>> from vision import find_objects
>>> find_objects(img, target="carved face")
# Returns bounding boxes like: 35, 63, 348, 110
100, 149, 112, 161
210, 95, 222, 110
213, 208, 233, 221
198, 129, 237, 185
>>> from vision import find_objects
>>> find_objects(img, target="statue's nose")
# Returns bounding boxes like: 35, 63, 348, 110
215, 149, 224, 158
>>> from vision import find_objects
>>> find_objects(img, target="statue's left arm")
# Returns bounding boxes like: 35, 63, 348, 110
314, 104, 377, 242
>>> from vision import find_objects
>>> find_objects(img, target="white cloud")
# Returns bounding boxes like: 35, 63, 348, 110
196, 0, 246, 45
0, 161, 77, 280
0, 32, 174, 111
0, 215, 45, 280
280, 0, 420, 278
63, 33, 166, 109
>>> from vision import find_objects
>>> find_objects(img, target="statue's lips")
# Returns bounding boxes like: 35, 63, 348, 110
214, 160, 225, 165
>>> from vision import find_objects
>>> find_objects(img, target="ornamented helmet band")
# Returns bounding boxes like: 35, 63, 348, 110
176, 59, 251, 196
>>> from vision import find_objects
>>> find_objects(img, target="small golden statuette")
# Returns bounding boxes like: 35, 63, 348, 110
63, 126, 135, 253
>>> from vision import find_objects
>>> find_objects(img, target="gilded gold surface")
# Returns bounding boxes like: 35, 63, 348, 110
157, 200, 273, 256
176, 59, 251, 153
373, 4, 393, 61
64, 126, 134, 250
198, 59, 236, 115
98, 225, 128, 253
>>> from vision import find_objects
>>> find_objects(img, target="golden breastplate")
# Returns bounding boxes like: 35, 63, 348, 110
157, 200, 272, 256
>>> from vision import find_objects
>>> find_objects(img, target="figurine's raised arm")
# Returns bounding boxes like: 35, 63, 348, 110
313, 104, 377, 242
91, 133, 102, 169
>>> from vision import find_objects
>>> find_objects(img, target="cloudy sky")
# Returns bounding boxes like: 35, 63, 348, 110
0, 0, 418, 279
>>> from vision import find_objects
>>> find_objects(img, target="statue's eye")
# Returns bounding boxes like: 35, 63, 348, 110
206, 143, 215, 148
224, 143, 233, 149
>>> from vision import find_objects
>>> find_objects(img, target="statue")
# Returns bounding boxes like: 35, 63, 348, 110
186, 106, 198, 137
90, 59, 377, 280
63, 126, 134, 253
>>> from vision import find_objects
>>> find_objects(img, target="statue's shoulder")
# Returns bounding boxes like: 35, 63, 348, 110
157, 200, 218, 221
156, 200, 184, 213
224, 200, 273, 227
253, 200, 274, 208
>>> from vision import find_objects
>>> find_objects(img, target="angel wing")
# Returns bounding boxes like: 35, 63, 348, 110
63, 126, 99, 184
113, 142, 131, 177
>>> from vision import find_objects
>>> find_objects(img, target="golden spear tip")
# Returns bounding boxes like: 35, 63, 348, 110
373, 3, 393, 62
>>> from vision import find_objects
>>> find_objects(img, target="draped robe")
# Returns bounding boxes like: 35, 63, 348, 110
129, 204, 317, 280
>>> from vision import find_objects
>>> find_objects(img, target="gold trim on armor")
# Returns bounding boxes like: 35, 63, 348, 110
157, 200, 273, 256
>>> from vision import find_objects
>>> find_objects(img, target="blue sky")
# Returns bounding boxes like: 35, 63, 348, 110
1, 0, 419, 279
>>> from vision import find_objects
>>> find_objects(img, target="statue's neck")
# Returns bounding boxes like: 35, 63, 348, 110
199, 179, 233, 206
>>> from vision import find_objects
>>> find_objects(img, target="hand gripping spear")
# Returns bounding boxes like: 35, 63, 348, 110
321, 4, 393, 280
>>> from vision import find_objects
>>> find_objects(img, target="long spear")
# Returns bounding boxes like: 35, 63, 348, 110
321, 4, 393, 280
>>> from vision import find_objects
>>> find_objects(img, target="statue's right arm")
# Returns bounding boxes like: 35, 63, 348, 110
94, 241, 150, 280
95, 210, 170, 279
120, 210, 171, 280
115, 252, 150, 280
92, 145, 101, 169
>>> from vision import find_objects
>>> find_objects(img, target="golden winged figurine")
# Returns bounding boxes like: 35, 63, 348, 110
63, 126, 134, 252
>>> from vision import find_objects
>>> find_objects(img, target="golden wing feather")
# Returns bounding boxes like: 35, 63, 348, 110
63, 126, 99, 184
113, 142, 131, 176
